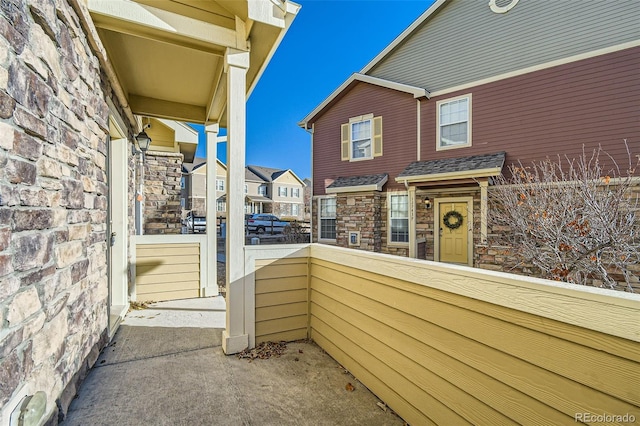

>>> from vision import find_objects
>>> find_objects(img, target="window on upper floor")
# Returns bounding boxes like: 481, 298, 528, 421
389, 193, 409, 244
437, 94, 471, 150
319, 197, 336, 241
244, 184, 248, 194
258, 185, 267, 196
292, 188, 300, 198
341, 114, 382, 162
278, 186, 288, 197
216, 179, 225, 191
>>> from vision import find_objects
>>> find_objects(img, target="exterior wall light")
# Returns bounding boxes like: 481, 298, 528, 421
135, 130, 152, 153
424, 197, 432, 209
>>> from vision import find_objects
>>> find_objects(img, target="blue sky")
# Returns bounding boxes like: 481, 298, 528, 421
191, 0, 433, 179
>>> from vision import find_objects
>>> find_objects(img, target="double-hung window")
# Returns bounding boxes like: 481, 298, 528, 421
258, 185, 267, 196
319, 197, 336, 240
341, 114, 382, 161
279, 186, 288, 197
292, 188, 300, 198
437, 94, 471, 150
216, 179, 225, 191
351, 119, 372, 160
389, 194, 409, 243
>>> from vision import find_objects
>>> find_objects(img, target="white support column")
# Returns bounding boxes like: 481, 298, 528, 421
203, 124, 219, 297
222, 48, 250, 354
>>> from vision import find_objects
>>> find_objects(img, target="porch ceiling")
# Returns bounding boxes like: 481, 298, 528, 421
87, 0, 299, 126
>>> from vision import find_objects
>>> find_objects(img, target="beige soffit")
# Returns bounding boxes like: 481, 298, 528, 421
326, 175, 388, 194
395, 167, 502, 184
298, 73, 429, 129
87, 0, 300, 125
360, 0, 449, 75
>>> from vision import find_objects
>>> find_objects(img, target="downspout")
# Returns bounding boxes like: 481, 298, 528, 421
416, 99, 421, 161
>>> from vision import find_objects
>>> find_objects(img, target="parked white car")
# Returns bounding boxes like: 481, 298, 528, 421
245, 214, 290, 234
184, 212, 206, 233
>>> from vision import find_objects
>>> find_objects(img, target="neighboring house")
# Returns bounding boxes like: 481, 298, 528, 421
302, 178, 312, 220
181, 161, 307, 220
181, 158, 226, 217
0, 0, 298, 423
247, 165, 306, 219
300, 0, 640, 268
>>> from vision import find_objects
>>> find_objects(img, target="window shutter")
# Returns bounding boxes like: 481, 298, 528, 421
373, 116, 383, 157
341, 123, 350, 161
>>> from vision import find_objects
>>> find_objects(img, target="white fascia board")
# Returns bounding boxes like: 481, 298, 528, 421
360, 0, 449, 74
273, 169, 306, 186
298, 73, 429, 129
157, 118, 198, 144
326, 176, 388, 194
246, 1, 300, 97
395, 167, 502, 184
216, 158, 227, 171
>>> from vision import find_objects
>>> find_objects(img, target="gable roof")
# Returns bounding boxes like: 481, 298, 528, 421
396, 152, 506, 183
245, 167, 266, 183
247, 165, 306, 186
298, 73, 429, 129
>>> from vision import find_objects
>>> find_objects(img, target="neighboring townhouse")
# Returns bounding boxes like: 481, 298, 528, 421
181, 158, 226, 217
181, 161, 307, 220
247, 165, 306, 219
300, 0, 640, 268
0, 0, 298, 423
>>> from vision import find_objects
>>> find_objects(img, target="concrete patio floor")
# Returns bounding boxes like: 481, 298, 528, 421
62, 297, 406, 425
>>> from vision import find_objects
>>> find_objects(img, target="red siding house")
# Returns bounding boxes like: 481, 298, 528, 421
299, 0, 640, 267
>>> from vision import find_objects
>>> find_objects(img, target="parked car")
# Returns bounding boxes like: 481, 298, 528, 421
245, 214, 290, 234
184, 212, 206, 233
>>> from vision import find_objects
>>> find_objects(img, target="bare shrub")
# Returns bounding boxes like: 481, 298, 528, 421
486, 144, 640, 292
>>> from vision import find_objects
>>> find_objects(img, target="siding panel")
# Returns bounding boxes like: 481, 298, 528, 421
369, 0, 640, 92
419, 47, 640, 173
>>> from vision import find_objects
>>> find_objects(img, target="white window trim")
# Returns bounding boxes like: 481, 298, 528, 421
318, 196, 337, 242
349, 114, 374, 162
387, 191, 409, 247
436, 93, 472, 151
216, 178, 225, 191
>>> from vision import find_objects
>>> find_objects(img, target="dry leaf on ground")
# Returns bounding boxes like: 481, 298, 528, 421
345, 382, 355, 392
237, 341, 287, 360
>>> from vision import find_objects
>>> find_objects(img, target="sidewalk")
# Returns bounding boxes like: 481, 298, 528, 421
62, 297, 405, 425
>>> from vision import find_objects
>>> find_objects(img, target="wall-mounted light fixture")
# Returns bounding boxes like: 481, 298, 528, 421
424, 197, 432, 209
135, 126, 152, 154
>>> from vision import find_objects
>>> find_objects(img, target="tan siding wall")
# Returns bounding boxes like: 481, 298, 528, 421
306, 246, 640, 425
135, 243, 200, 302
255, 257, 308, 344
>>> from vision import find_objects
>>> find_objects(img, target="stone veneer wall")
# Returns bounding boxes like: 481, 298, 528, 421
335, 192, 381, 252
143, 151, 183, 235
0, 0, 133, 423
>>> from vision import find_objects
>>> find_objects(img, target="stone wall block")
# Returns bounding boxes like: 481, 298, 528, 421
0, 90, 16, 119
19, 187, 51, 207
13, 106, 46, 138
0, 226, 9, 250
13, 232, 53, 272
6, 157, 36, 184
28, 0, 58, 43
7, 286, 42, 326
0, 351, 20, 406
13, 130, 43, 160
20, 264, 55, 287
54, 240, 83, 269
0, 121, 15, 150
31, 309, 67, 366
13, 209, 53, 231
61, 178, 84, 209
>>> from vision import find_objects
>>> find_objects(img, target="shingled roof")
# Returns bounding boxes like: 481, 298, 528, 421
397, 152, 506, 182
326, 173, 388, 193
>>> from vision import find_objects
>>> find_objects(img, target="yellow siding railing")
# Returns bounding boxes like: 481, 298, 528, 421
246, 243, 640, 425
